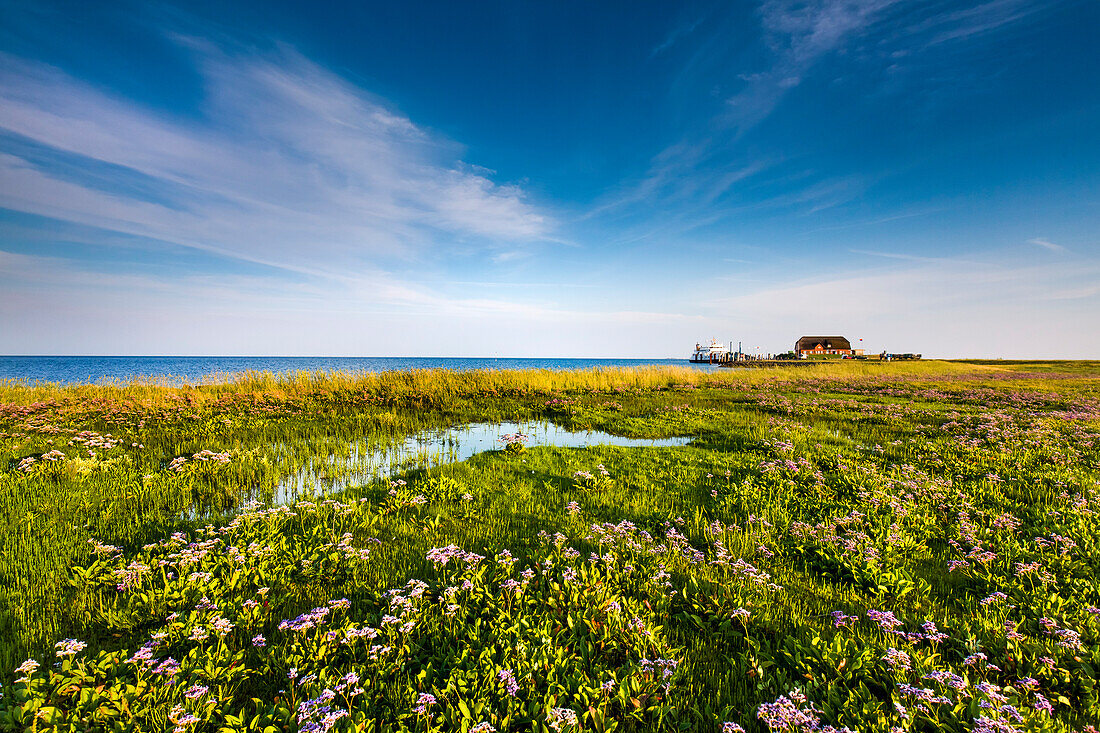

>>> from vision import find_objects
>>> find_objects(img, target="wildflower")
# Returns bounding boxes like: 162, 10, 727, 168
975, 682, 1007, 703
279, 605, 334, 632
14, 658, 39, 675
867, 609, 903, 631
831, 611, 857, 628
722, 724, 746, 733
921, 620, 949, 643
317, 710, 348, 733
426, 544, 483, 567
882, 648, 911, 672
54, 638, 87, 657
345, 626, 378, 641
972, 717, 1016, 733
153, 657, 181, 676
184, 684, 209, 699
471, 724, 497, 733
499, 668, 519, 696
128, 644, 157, 666
756, 695, 820, 731
547, 707, 578, 731
211, 615, 234, 636
335, 672, 360, 692
171, 708, 200, 733
413, 692, 437, 714
924, 670, 967, 690
640, 657, 680, 680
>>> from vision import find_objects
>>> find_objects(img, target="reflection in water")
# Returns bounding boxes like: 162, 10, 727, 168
272, 421, 692, 504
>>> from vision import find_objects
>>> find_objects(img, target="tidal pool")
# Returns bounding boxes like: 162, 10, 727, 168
271, 421, 692, 503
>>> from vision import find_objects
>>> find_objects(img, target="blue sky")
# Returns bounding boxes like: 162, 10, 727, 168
1, 0, 1097, 357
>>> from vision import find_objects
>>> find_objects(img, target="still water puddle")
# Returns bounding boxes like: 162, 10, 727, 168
271, 421, 692, 503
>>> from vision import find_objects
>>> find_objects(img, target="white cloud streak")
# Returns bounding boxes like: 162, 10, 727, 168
908, 0, 1052, 46
726, 0, 899, 131
0, 42, 551, 280
1028, 237, 1067, 253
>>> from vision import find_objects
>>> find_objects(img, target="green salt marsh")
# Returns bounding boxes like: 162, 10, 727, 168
1, 362, 1098, 732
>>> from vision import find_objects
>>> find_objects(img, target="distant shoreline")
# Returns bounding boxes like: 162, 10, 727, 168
2, 355, 1096, 388
0, 355, 698, 387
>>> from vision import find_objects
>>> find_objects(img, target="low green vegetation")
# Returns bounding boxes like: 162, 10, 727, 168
1, 362, 1098, 732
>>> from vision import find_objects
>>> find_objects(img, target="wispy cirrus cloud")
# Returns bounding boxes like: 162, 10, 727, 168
0, 40, 551, 281
586, 0, 898, 224
1028, 237, 1068, 253
903, 0, 1055, 47
725, 0, 899, 131
849, 248, 985, 266
729, 0, 1057, 133
650, 16, 705, 57
584, 0, 1071, 254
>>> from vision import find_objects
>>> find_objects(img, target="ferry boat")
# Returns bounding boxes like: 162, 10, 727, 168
690, 339, 730, 363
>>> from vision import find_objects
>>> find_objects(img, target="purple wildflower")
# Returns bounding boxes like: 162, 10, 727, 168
499, 668, 519, 697
413, 692, 437, 714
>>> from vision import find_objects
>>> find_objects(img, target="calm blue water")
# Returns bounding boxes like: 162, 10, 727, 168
0, 356, 712, 385
273, 420, 693, 503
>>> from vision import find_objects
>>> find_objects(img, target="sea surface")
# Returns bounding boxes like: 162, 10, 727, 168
0, 355, 712, 385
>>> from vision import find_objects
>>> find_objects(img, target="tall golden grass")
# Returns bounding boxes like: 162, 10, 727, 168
0, 361, 985, 407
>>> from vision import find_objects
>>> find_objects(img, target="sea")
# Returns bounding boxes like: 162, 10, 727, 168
0, 356, 713, 386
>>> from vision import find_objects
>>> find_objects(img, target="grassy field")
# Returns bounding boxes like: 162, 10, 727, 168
1, 361, 1098, 732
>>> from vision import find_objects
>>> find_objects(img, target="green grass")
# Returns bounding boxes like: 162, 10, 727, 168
1, 363, 1098, 732
948, 359, 1100, 376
